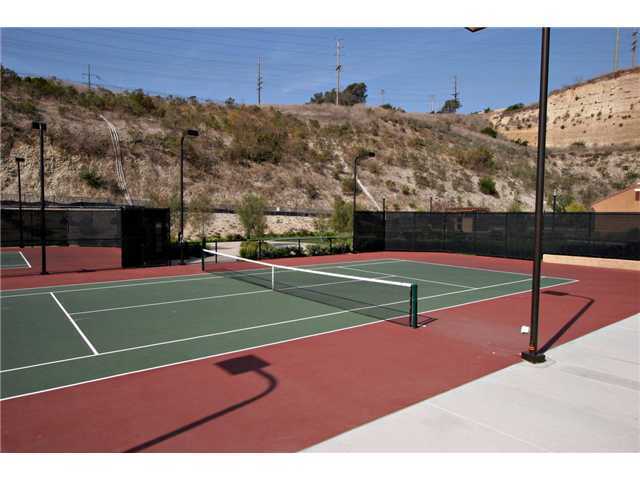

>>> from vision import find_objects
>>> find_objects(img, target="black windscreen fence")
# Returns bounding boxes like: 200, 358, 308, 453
1, 208, 122, 247
354, 211, 639, 261
121, 207, 171, 268
1, 206, 170, 270
353, 211, 386, 252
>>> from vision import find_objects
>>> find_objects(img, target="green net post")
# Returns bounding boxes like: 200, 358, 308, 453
410, 283, 418, 328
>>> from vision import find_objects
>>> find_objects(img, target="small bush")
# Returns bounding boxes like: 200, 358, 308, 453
565, 201, 587, 212
79, 167, 107, 190
480, 126, 497, 138
506, 103, 525, 112
458, 147, 496, 171
479, 176, 498, 197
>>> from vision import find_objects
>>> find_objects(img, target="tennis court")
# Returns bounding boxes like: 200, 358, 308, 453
0, 250, 32, 270
0, 256, 575, 400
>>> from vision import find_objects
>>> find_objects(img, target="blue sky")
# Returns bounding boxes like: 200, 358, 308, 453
1, 28, 636, 113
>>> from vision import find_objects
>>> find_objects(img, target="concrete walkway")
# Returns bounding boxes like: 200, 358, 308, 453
308, 314, 640, 452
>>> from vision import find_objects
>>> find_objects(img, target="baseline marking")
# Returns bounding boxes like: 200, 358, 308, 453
19, 251, 32, 269
49, 293, 99, 355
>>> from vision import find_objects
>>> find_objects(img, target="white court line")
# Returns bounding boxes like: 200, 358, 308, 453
18, 251, 32, 269
394, 258, 578, 283
393, 258, 532, 277
70, 274, 397, 316
49, 293, 99, 355
0, 259, 403, 298
0, 278, 579, 401
338, 265, 474, 289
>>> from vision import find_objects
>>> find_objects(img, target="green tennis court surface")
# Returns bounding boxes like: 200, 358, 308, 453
1, 251, 32, 270
0, 258, 575, 400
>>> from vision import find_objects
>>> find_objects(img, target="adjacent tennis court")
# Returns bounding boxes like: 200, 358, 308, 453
0, 250, 32, 270
0, 256, 575, 400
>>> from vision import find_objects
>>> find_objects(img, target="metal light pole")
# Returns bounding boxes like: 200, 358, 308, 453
179, 129, 199, 265
466, 27, 551, 363
552, 189, 558, 214
352, 150, 375, 252
15, 157, 25, 248
32, 122, 47, 274
522, 28, 552, 364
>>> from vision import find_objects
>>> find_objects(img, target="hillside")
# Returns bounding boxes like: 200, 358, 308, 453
1, 66, 639, 238
489, 67, 640, 148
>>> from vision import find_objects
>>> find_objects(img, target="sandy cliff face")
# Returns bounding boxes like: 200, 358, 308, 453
490, 67, 640, 148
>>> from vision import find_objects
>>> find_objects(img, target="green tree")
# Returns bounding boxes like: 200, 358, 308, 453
189, 191, 212, 240
308, 82, 368, 106
439, 99, 461, 113
330, 196, 352, 234
237, 193, 267, 238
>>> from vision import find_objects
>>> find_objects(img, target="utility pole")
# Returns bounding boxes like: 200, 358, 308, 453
451, 76, 460, 112
380, 89, 385, 105
613, 28, 621, 71
82, 64, 101, 90
336, 39, 342, 106
257, 57, 263, 105
428, 94, 436, 113
632, 30, 638, 68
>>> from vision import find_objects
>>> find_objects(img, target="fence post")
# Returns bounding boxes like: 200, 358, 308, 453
504, 213, 509, 258
473, 211, 477, 254
329, 237, 333, 254
215, 240, 218, 263
258, 240, 262, 260
588, 212, 594, 257
201, 237, 205, 271
442, 212, 447, 251
298, 238, 301, 255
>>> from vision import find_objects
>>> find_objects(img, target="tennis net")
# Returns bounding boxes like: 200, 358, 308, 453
202, 249, 419, 327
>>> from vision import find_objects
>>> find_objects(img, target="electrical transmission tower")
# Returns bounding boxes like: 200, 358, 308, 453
632, 30, 638, 68
257, 57, 263, 105
82, 64, 101, 90
613, 28, 621, 71
335, 39, 343, 106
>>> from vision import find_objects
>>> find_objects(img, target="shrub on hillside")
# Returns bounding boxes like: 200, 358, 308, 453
506, 103, 525, 112
479, 176, 498, 197
480, 126, 497, 138
79, 167, 107, 190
